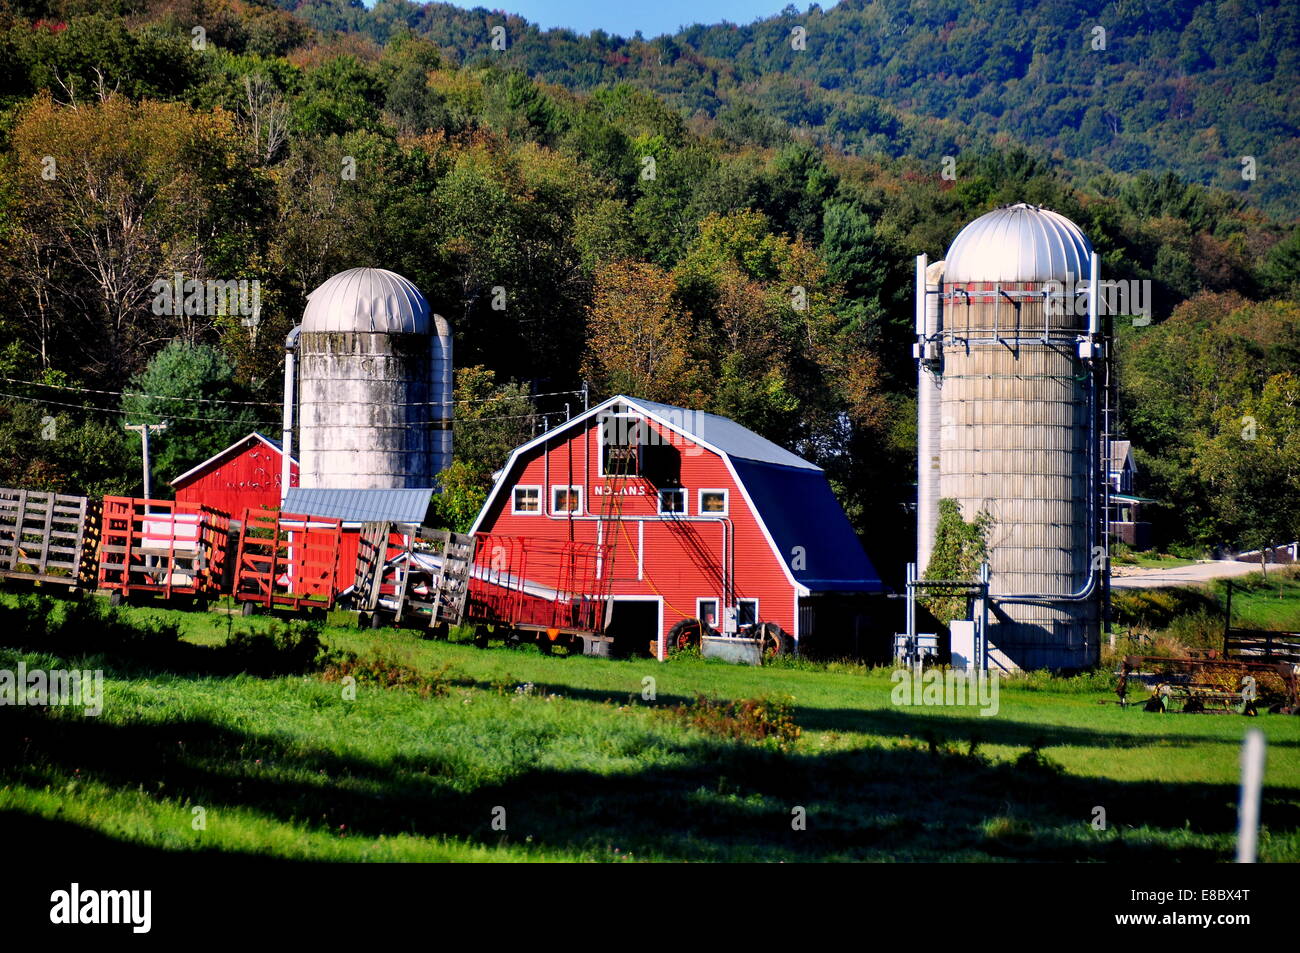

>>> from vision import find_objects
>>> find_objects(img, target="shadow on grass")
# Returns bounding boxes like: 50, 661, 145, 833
454, 674, 1300, 753
2, 602, 1296, 861
4, 698, 1295, 862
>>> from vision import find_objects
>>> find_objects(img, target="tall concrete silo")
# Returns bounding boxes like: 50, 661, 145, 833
914, 204, 1107, 670
287, 268, 453, 490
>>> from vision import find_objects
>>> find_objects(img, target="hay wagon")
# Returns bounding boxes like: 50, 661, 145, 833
0, 487, 98, 591
464, 534, 613, 655
97, 496, 231, 606
233, 508, 343, 615
351, 521, 473, 631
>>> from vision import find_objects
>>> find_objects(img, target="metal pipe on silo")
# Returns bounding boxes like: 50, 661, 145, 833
281, 325, 299, 507
431, 314, 454, 477
915, 255, 945, 576
1088, 251, 1100, 336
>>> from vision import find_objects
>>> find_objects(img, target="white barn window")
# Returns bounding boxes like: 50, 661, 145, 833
512, 486, 541, 514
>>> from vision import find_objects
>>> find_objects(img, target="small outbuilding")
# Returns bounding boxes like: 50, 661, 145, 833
170, 432, 298, 518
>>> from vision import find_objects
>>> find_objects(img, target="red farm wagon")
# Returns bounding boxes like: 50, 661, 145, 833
232, 508, 344, 615
97, 496, 231, 606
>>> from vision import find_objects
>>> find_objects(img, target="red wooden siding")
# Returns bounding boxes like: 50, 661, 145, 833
477, 415, 797, 659
173, 437, 299, 518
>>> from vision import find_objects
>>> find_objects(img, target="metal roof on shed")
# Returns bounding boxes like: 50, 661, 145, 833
282, 487, 435, 525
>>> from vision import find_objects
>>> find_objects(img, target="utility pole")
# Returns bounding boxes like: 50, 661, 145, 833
125, 422, 168, 498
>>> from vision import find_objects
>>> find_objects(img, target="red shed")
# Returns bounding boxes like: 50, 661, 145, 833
170, 432, 298, 517
471, 396, 884, 660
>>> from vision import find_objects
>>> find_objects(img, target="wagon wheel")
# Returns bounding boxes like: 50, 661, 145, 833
754, 622, 792, 659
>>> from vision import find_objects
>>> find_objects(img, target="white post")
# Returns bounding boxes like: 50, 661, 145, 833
125, 422, 168, 499
1237, 728, 1266, 863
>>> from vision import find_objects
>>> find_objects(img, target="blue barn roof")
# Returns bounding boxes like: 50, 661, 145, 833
730, 458, 884, 593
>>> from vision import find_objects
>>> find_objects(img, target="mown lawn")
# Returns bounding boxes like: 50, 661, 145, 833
1, 592, 1298, 862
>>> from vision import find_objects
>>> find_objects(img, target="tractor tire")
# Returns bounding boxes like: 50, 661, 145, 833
667, 618, 709, 654
108, 590, 124, 608
240, 601, 257, 617
473, 627, 490, 649
369, 611, 385, 630
754, 622, 793, 658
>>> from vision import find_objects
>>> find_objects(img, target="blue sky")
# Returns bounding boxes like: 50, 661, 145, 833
415, 2, 815, 39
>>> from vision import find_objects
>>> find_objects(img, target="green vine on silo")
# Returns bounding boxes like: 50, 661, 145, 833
923, 499, 994, 625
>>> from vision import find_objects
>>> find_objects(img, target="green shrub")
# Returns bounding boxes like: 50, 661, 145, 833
224, 622, 328, 676
1164, 609, 1225, 654
664, 694, 801, 751
320, 652, 468, 698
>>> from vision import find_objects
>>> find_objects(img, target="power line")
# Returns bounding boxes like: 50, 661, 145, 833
0, 376, 583, 410
0, 376, 279, 407
0, 390, 554, 429
0, 391, 282, 427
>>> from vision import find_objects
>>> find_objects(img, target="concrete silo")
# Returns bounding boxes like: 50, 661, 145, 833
914, 204, 1107, 671
282, 268, 453, 491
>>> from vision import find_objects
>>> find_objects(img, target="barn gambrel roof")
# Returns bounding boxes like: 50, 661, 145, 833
470, 395, 884, 595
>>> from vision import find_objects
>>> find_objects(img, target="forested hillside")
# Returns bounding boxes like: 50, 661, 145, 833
289, 0, 1300, 217
0, 0, 1296, 570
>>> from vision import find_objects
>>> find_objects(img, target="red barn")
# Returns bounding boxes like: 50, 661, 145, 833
170, 432, 298, 517
471, 396, 884, 660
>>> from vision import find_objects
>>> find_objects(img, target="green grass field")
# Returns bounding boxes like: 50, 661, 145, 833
1, 592, 1298, 862
1218, 572, 1300, 631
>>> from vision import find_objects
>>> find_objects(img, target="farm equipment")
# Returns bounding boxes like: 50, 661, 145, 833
465, 534, 613, 655
233, 508, 343, 615
352, 521, 473, 631
0, 487, 98, 591
1117, 654, 1299, 714
97, 496, 230, 605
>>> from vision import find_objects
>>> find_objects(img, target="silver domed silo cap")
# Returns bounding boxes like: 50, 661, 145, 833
301, 268, 431, 334
943, 204, 1092, 283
